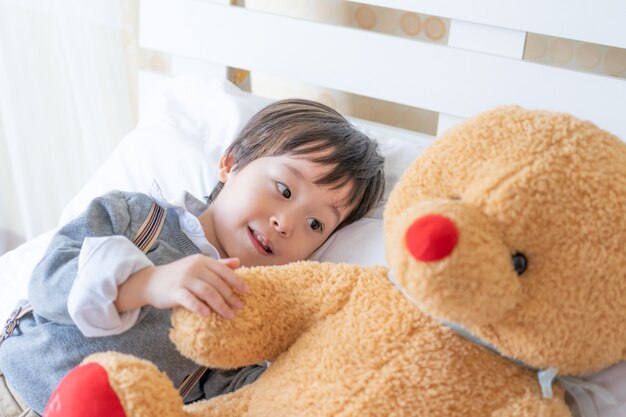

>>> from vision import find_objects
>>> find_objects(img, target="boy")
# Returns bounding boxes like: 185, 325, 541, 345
0, 99, 385, 416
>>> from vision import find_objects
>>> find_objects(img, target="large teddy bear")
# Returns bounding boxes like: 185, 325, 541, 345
45, 106, 626, 417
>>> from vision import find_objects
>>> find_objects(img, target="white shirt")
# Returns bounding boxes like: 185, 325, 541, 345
67, 183, 220, 337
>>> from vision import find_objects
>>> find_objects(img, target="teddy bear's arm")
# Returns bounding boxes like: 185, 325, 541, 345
170, 261, 382, 369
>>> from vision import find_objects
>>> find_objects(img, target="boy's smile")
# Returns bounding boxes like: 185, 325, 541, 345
199, 153, 354, 267
248, 226, 272, 255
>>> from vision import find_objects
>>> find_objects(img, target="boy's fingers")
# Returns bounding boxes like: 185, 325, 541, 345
193, 275, 243, 311
189, 280, 237, 319
219, 257, 240, 269
207, 260, 249, 294
174, 288, 209, 317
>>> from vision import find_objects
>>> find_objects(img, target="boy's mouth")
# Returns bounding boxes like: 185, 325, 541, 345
248, 226, 273, 255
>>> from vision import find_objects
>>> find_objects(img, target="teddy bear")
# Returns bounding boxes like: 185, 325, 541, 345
43, 106, 626, 417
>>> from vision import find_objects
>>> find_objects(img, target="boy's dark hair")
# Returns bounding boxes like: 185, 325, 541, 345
208, 98, 385, 231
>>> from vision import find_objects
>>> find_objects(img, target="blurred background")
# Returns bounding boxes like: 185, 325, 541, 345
1, 0, 625, 256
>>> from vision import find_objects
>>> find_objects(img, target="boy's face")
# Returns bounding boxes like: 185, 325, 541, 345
203, 153, 353, 267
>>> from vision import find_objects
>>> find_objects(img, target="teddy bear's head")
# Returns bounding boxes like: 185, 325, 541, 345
384, 106, 626, 375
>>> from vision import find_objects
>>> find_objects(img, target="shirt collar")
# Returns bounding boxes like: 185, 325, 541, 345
149, 181, 220, 259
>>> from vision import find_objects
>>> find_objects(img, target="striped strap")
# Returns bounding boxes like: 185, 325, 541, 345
178, 366, 209, 399
135, 203, 210, 397
132, 202, 166, 253
1, 303, 33, 341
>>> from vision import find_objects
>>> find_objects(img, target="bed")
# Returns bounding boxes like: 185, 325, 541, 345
1, 0, 625, 415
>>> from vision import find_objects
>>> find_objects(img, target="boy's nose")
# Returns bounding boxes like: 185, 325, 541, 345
271, 214, 292, 237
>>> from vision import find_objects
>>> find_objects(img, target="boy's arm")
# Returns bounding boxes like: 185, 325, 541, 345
27, 191, 137, 324
67, 236, 154, 335
170, 261, 381, 368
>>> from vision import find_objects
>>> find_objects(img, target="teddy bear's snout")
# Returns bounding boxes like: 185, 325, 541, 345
405, 214, 458, 262
388, 201, 524, 327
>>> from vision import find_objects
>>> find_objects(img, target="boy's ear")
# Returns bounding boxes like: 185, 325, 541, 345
217, 152, 236, 182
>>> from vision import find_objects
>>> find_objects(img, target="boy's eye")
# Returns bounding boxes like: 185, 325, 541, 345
277, 182, 291, 199
307, 218, 323, 232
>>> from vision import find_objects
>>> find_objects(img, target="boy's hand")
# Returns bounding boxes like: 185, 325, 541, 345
115, 255, 249, 320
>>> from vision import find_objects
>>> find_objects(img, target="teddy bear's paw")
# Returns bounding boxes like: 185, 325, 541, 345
44, 361, 127, 417
44, 352, 186, 417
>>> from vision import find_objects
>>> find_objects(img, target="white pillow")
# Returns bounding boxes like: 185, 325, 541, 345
0, 76, 428, 319
60, 77, 271, 224
309, 218, 384, 266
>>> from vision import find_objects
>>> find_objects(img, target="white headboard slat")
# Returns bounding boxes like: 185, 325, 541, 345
140, 0, 626, 139
357, 0, 626, 49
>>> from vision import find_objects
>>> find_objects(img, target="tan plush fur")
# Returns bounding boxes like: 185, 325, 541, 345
84, 352, 186, 417
76, 106, 625, 416
385, 106, 626, 375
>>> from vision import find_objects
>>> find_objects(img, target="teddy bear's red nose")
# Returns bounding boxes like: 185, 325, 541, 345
405, 214, 458, 262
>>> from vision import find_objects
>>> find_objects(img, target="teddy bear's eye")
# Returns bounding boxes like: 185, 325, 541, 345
512, 252, 528, 275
